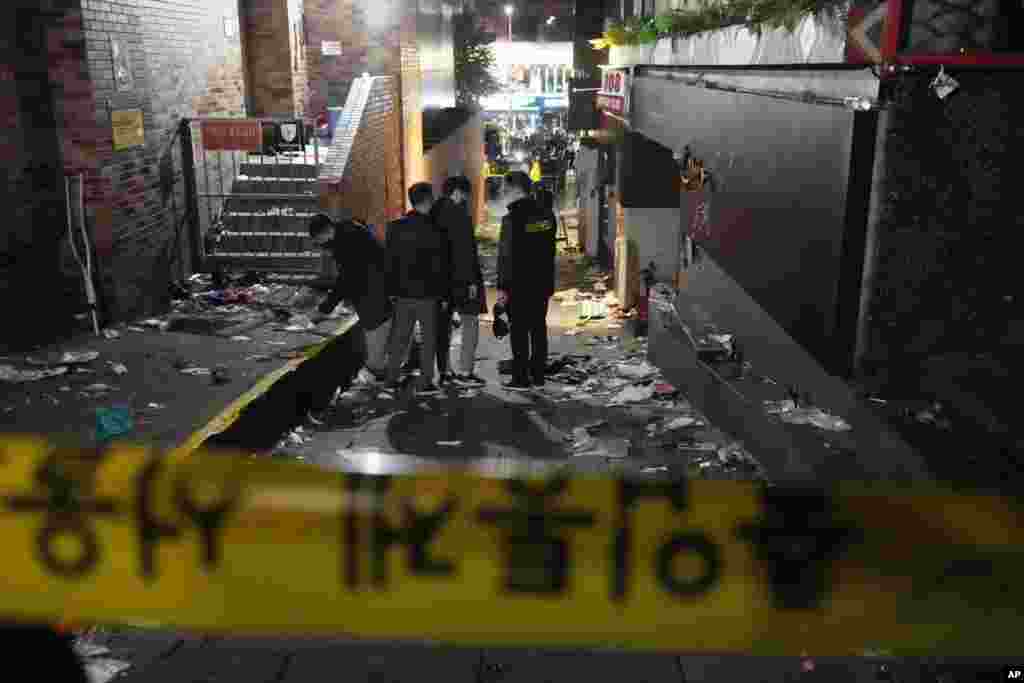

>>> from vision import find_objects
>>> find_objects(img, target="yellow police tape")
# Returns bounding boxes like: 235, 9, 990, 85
1, 436, 1022, 655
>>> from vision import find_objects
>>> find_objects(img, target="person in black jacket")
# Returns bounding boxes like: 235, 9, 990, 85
430, 175, 487, 386
383, 182, 449, 396
497, 171, 557, 391
310, 214, 393, 380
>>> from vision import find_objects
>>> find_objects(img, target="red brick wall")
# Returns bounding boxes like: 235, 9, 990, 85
318, 76, 404, 242
79, 0, 248, 322
243, 0, 294, 116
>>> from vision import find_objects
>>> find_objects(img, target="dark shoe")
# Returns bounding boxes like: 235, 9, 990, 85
531, 375, 546, 388
503, 378, 533, 392
416, 382, 441, 397
454, 373, 486, 386
438, 372, 456, 385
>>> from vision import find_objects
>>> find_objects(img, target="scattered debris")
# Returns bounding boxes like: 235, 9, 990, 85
126, 326, 147, 333
59, 386, 72, 392
615, 361, 658, 380
141, 318, 170, 331
101, 329, 121, 339
763, 399, 852, 431
0, 365, 69, 383
75, 367, 95, 374
608, 383, 656, 405
437, 440, 463, 447
96, 405, 133, 442
108, 362, 128, 375
245, 354, 275, 362
231, 335, 253, 342
27, 350, 99, 366
180, 367, 211, 376
642, 466, 669, 473
663, 416, 702, 431
146, 402, 165, 410
83, 383, 113, 393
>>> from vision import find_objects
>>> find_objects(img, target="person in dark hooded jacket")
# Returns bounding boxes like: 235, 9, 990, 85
430, 175, 487, 386
497, 171, 557, 391
310, 213, 393, 380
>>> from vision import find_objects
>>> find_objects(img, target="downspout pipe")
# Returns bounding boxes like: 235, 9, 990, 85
852, 97, 891, 379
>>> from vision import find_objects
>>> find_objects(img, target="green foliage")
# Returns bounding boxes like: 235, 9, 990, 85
598, 0, 846, 47
454, 11, 501, 109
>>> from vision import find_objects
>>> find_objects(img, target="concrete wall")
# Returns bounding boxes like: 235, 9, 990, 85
575, 145, 600, 259
624, 207, 680, 285
424, 112, 485, 227
858, 72, 1023, 381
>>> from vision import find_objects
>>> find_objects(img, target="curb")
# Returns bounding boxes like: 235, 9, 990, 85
168, 318, 360, 462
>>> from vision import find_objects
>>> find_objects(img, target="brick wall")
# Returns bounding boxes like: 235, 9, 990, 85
1, 2, 104, 348
860, 72, 1023, 380
243, 0, 294, 116
318, 76, 404, 243
80, 0, 247, 322
289, 0, 308, 117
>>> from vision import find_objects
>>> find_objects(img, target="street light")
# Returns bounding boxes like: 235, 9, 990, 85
504, 4, 514, 41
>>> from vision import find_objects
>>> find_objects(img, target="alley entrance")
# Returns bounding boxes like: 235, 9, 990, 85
181, 117, 324, 280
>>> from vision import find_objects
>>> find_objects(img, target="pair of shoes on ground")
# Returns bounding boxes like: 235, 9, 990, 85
503, 376, 546, 392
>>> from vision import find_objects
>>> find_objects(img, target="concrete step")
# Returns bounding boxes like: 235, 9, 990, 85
220, 212, 319, 233
223, 195, 321, 214
230, 178, 318, 195
214, 233, 316, 255
239, 160, 319, 179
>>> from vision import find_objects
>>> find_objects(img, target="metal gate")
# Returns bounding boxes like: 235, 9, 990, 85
180, 117, 324, 279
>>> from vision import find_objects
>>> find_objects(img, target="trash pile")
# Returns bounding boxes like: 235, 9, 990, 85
72, 635, 131, 683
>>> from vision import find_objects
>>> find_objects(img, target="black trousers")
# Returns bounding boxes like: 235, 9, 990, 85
508, 293, 550, 383
436, 301, 452, 375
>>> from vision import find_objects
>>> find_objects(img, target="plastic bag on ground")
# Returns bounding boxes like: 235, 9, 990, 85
609, 383, 656, 405
96, 406, 133, 443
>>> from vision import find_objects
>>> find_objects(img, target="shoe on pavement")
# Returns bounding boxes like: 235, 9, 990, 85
503, 378, 533, 392
416, 382, 442, 397
454, 373, 486, 386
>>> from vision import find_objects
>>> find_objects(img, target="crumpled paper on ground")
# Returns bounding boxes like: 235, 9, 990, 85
27, 350, 99, 366
608, 383, 656, 405
615, 361, 658, 380
0, 364, 69, 382
764, 399, 851, 431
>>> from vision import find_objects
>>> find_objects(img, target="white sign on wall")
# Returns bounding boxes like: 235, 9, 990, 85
321, 41, 342, 56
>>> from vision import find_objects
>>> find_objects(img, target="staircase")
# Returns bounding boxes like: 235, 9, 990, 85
206, 145, 324, 279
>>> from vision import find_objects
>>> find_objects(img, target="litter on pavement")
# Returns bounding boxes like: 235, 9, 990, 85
763, 399, 852, 431
82, 383, 112, 393
180, 367, 211, 376
101, 329, 120, 339
608, 383, 656, 405
96, 405, 133, 443
231, 335, 253, 342
437, 440, 463, 447
108, 362, 128, 375
27, 350, 99, 366
0, 365, 69, 382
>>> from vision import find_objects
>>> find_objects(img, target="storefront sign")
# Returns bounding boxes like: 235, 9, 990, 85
111, 109, 144, 151
201, 120, 263, 152
321, 41, 342, 56
597, 68, 629, 119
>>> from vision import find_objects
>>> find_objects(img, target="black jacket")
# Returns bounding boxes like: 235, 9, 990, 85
498, 196, 556, 297
386, 210, 450, 300
430, 197, 486, 313
320, 221, 393, 329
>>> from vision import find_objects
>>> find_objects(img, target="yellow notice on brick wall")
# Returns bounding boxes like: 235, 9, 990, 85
112, 109, 144, 151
